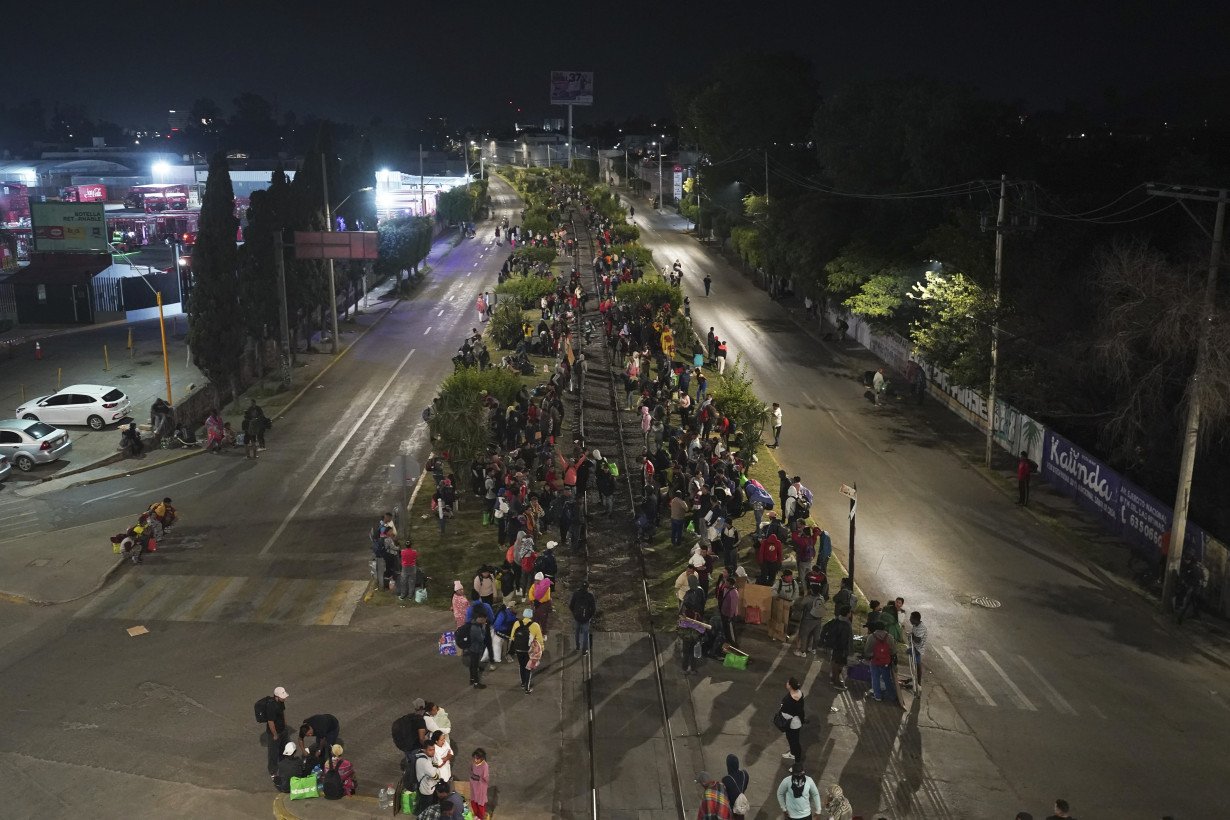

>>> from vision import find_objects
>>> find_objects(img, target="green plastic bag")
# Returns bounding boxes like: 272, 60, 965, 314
723, 651, 749, 670
289, 775, 319, 800
401, 789, 417, 814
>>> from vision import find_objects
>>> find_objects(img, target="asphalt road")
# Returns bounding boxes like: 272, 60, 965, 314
0, 179, 523, 819
628, 202, 1229, 818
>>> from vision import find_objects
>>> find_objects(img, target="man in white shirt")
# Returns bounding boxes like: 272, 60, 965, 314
770, 402, 783, 448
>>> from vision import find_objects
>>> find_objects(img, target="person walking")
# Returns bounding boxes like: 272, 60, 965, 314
768, 570, 799, 642
693, 772, 732, 820
770, 402, 782, 448
461, 611, 492, 688
1016, 450, 1035, 505
707, 327, 717, 360
865, 624, 896, 702
822, 784, 854, 820
778, 677, 806, 761
258, 685, 290, 781
826, 605, 854, 688
703, 273, 713, 297
398, 541, 418, 602
907, 610, 928, 690
570, 580, 596, 655
776, 763, 822, 819
872, 367, 887, 406
716, 339, 727, 375
243, 399, 270, 456
509, 608, 544, 694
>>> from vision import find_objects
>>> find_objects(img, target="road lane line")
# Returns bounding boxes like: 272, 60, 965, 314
0, 510, 37, 523
82, 487, 138, 505
1016, 655, 1077, 714
979, 650, 1037, 710
330, 581, 370, 626
253, 577, 295, 621
1088, 703, 1108, 720
157, 469, 218, 492
258, 348, 417, 556
424, 326, 432, 335
437, 309, 444, 317
942, 646, 997, 706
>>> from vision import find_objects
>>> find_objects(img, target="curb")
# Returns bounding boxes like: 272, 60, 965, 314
273, 793, 380, 819
0, 514, 135, 606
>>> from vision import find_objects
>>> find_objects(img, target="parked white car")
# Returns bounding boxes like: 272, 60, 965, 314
16, 384, 131, 430
0, 419, 73, 471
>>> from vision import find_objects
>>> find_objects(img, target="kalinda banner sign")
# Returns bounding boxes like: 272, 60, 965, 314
1041, 430, 1206, 560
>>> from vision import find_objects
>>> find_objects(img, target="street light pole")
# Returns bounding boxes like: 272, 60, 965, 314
418, 144, 426, 215
985, 174, 1007, 468
658, 145, 663, 210
320, 154, 340, 354
273, 230, 291, 389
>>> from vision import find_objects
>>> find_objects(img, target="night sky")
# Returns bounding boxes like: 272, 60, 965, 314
21, 0, 1229, 129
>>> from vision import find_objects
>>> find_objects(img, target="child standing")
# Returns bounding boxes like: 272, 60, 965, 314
469, 748, 489, 818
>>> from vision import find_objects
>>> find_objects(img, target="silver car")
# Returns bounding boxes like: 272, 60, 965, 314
0, 454, 10, 482
0, 419, 73, 471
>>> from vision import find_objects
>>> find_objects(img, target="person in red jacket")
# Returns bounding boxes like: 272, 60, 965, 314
758, 531, 784, 586
1016, 450, 1035, 506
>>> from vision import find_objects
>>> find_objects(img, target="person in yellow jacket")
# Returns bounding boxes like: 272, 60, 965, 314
509, 609, 545, 694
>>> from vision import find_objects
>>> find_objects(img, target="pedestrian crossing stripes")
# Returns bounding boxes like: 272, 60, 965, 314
75, 574, 368, 627
934, 646, 1085, 716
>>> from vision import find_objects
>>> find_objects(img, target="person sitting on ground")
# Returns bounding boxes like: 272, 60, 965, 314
274, 741, 306, 793
120, 423, 143, 457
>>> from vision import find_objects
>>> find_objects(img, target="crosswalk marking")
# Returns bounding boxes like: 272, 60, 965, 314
942, 645, 997, 706
979, 650, 1037, 711
1015, 654, 1077, 715
76, 574, 368, 627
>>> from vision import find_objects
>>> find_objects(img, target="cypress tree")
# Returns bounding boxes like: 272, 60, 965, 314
188, 152, 243, 395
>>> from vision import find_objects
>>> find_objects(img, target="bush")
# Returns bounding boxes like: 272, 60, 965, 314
511, 246, 558, 265
611, 223, 640, 243
428, 367, 524, 469
488, 301, 524, 349
615, 278, 681, 313
608, 243, 654, 270
709, 354, 769, 459
521, 208, 555, 237
496, 276, 557, 307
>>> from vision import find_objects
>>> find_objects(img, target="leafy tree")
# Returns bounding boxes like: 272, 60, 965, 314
613, 278, 681, 313
237, 167, 294, 371
187, 153, 244, 395
488, 302, 524, 349
428, 367, 523, 475
495, 276, 556, 308
908, 269, 991, 387
709, 355, 770, 459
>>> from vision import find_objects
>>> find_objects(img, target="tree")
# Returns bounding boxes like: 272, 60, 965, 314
187, 153, 244, 395
237, 166, 294, 371
908, 269, 991, 388
709, 355, 770, 459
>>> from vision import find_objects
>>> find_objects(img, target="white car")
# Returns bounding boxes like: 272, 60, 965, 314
16, 384, 132, 430
0, 419, 72, 471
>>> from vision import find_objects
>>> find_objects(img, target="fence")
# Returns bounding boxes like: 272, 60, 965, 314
826, 304, 1229, 615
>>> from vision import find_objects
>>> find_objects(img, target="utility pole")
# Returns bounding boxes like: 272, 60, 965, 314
320, 154, 340, 354
981, 176, 1036, 467
1146, 183, 1228, 609
273, 230, 291, 388
764, 149, 769, 204
985, 175, 1007, 467
657, 146, 663, 210
567, 103, 573, 169
418, 144, 426, 215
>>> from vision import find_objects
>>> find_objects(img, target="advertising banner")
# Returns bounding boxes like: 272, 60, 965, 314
550, 70, 594, 106
1041, 429, 1206, 560
673, 166, 683, 202
30, 202, 107, 251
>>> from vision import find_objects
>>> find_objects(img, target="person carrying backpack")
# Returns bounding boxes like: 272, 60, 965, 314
865, 626, 897, 702
256, 685, 290, 781
509, 608, 544, 694
825, 606, 855, 689
792, 587, 827, 657
569, 581, 597, 655
455, 611, 492, 689
321, 744, 355, 798
491, 604, 517, 664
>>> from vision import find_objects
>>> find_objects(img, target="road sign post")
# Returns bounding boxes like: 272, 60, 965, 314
840, 483, 857, 585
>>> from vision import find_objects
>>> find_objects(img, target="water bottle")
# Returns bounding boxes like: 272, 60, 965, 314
377, 785, 388, 810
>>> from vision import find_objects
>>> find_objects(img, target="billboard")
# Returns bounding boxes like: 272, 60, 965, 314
673, 166, 684, 202
550, 70, 594, 106
31, 202, 108, 251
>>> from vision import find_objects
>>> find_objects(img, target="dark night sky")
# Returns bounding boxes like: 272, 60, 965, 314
21, 0, 1230, 130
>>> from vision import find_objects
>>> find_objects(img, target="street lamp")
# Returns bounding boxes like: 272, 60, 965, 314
320, 152, 374, 354
152, 160, 169, 182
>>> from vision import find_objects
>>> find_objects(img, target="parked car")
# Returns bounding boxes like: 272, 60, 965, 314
15, 384, 131, 430
0, 454, 10, 482
0, 419, 73, 471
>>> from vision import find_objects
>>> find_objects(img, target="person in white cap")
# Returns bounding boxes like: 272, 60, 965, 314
259, 685, 290, 779
275, 740, 306, 793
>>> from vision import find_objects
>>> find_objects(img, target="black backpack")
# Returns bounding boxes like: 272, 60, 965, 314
254, 696, 273, 724
322, 766, 344, 800
455, 622, 474, 651
818, 617, 838, 649
512, 619, 533, 653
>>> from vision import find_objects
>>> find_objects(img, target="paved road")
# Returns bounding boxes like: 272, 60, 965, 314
627, 200, 1228, 818
0, 179, 525, 818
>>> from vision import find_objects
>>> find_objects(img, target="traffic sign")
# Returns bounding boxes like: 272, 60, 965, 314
839, 483, 857, 499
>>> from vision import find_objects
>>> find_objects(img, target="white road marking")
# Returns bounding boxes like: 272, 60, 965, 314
800, 390, 818, 406
473, 262, 479, 267
1088, 703, 1108, 720
979, 650, 1037, 710
1015, 655, 1077, 715
82, 486, 138, 505
942, 646, 997, 706
0, 510, 36, 523
158, 469, 218, 492
437, 309, 444, 317
424, 326, 432, 335
259, 348, 417, 556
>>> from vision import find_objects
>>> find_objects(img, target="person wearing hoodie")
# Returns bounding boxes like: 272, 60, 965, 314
821, 783, 854, 820
274, 741, 306, 793
528, 571, 553, 630
778, 677, 806, 761
864, 624, 897, 702
776, 763, 822, 819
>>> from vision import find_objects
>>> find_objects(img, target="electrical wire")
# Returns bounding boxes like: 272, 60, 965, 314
1032, 183, 1147, 219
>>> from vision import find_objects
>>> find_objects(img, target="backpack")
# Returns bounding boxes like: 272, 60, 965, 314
455, 622, 474, 651
682, 587, 706, 615
254, 696, 273, 724
571, 592, 595, 622
512, 619, 533, 654
321, 766, 344, 800
871, 636, 892, 666
808, 596, 827, 621
818, 618, 837, 648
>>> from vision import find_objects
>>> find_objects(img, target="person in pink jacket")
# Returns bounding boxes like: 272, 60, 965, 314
469, 748, 489, 818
